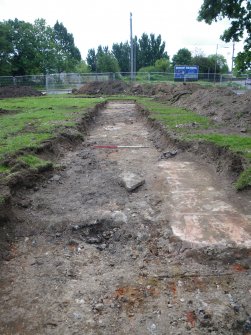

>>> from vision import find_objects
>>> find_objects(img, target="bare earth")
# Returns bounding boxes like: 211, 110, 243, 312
0, 101, 250, 335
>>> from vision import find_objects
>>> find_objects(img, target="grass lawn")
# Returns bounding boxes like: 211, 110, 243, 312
0, 95, 102, 159
0, 95, 102, 177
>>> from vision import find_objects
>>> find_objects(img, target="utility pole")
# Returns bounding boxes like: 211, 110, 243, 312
231, 42, 235, 73
214, 44, 218, 83
130, 12, 134, 80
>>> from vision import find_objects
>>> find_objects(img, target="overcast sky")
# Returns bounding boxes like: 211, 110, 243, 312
0, 0, 244, 68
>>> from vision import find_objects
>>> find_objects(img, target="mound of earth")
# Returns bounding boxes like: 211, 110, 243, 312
131, 82, 201, 98
173, 86, 251, 128
73, 81, 251, 129
73, 80, 129, 95
0, 86, 42, 98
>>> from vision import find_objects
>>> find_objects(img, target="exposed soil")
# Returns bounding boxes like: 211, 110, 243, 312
0, 101, 250, 335
74, 82, 251, 131
0, 86, 42, 98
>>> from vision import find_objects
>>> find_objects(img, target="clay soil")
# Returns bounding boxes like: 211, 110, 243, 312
0, 100, 250, 335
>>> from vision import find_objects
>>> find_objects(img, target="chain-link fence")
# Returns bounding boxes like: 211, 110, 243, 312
0, 72, 249, 93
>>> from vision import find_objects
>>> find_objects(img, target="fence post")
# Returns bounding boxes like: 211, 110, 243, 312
45, 73, 49, 91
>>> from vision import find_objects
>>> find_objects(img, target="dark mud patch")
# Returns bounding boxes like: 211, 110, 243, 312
0, 86, 42, 98
73, 80, 129, 95
0, 108, 18, 116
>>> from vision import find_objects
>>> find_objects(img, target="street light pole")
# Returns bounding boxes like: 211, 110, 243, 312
214, 44, 218, 83
130, 12, 134, 80
231, 42, 235, 73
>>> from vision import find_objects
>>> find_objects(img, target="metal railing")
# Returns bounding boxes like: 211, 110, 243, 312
0, 72, 249, 92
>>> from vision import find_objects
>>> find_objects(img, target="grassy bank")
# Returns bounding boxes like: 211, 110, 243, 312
136, 97, 251, 190
0, 95, 102, 177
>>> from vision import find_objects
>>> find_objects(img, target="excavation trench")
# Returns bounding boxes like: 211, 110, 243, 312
0, 101, 250, 335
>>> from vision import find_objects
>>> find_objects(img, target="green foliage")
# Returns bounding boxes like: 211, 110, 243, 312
18, 154, 52, 169
0, 18, 82, 75
53, 21, 81, 73
97, 53, 120, 73
112, 42, 130, 73
208, 54, 229, 73
0, 96, 102, 158
90, 33, 169, 74
0, 164, 10, 173
87, 46, 120, 73
190, 51, 229, 74
86, 49, 97, 72
192, 54, 215, 73
235, 168, 251, 190
155, 58, 171, 72
172, 48, 192, 65
198, 0, 251, 71
137, 33, 168, 70
136, 98, 212, 131
0, 21, 13, 75
138, 66, 157, 73
74, 60, 91, 73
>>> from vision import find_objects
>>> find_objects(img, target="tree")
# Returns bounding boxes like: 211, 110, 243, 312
0, 21, 13, 75
112, 42, 130, 72
0, 19, 82, 75
137, 33, 168, 70
172, 48, 192, 65
74, 60, 90, 73
198, 0, 251, 71
155, 58, 171, 72
53, 21, 81, 72
208, 54, 229, 73
192, 54, 214, 74
192, 52, 228, 74
96, 50, 120, 73
86, 48, 97, 72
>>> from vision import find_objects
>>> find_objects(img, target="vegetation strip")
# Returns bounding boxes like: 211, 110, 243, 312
0, 95, 103, 198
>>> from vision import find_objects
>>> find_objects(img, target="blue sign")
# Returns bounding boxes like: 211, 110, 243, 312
174, 65, 199, 81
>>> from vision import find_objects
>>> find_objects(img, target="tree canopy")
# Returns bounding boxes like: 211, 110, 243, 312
172, 48, 192, 65
198, 0, 251, 71
86, 46, 120, 73
0, 19, 82, 75
87, 33, 168, 73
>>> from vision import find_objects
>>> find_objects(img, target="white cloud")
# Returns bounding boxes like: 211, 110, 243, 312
0, 0, 244, 67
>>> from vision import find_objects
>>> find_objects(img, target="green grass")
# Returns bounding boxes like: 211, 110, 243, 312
136, 97, 251, 190
136, 97, 213, 131
187, 134, 251, 161
18, 154, 52, 170
235, 168, 251, 191
0, 164, 10, 173
0, 95, 102, 159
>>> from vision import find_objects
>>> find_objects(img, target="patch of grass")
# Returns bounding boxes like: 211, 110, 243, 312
187, 134, 251, 161
235, 168, 251, 190
18, 154, 52, 170
136, 97, 213, 131
136, 97, 251, 190
0, 95, 102, 159
0, 164, 10, 173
